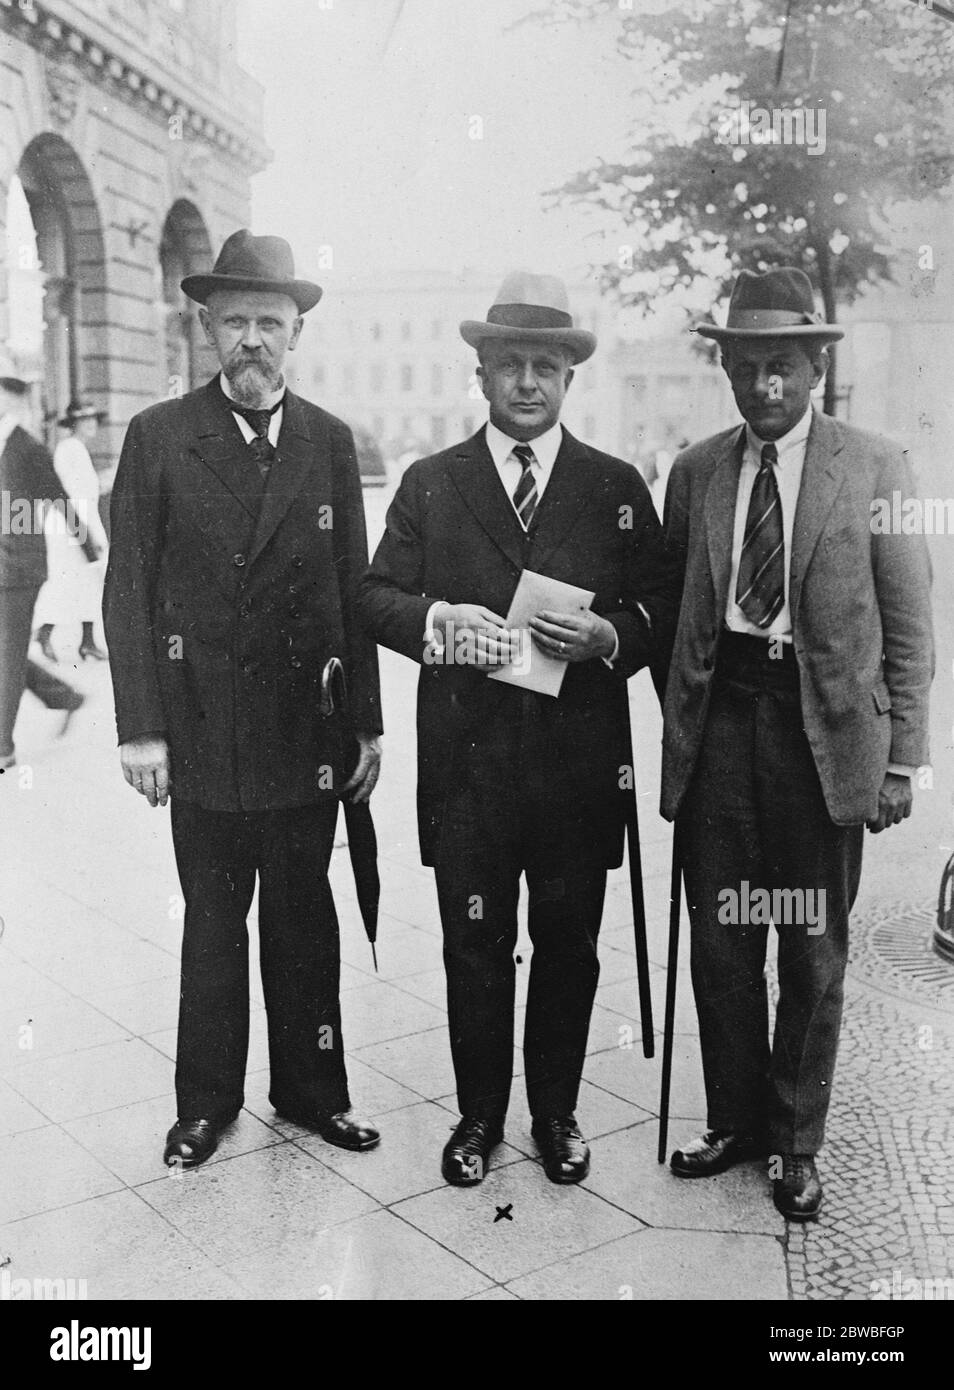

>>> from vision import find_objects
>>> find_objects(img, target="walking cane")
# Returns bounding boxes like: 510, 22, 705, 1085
621, 714, 654, 1058
657, 825, 682, 1163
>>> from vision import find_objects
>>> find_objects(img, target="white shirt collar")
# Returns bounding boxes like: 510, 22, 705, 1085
485, 418, 564, 473
744, 403, 814, 463
219, 370, 286, 413
0, 412, 19, 451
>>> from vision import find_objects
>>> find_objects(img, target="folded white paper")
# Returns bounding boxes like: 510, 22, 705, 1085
488, 568, 595, 698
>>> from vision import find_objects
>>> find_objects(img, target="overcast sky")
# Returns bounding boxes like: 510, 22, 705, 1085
235, 0, 637, 288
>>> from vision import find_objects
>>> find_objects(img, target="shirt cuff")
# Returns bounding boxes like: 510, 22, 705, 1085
602, 627, 620, 669
424, 600, 446, 654
887, 763, 917, 780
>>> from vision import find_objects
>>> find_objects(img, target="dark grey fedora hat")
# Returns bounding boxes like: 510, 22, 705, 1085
181, 229, 322, 313
695, 267, 843, 342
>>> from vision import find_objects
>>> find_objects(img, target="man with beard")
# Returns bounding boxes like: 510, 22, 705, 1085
104, 231, 383, 1168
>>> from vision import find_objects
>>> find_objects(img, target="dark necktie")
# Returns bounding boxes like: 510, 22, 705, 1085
230, 398, 283, 480
511, 444, 539, 530
735, 441, 784, 629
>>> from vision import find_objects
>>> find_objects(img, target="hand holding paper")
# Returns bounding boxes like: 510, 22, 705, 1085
488, 569, 597, 697
530, 608, 617, 664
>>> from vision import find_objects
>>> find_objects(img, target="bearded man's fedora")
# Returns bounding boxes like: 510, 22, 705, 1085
181, 229, 322, 314
460, 271, 597, 363
695, 267, 843, 343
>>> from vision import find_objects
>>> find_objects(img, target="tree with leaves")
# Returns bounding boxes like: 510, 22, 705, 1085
531, 0, 954, 413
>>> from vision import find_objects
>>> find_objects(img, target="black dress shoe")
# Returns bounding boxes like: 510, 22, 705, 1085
531, 1114, 590, 1184
275, 1107, 380, 1151
773, 1154, 823, 1221
163, 1118, 222, 1169
441, 1116, 504, 1186
670, 1128, 759, 1178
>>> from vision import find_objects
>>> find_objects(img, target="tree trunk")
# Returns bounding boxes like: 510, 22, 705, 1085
813, 240, 839, 416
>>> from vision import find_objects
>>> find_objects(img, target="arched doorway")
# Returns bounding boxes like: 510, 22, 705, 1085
10, 134, 108, 452
158, 200, 216, 393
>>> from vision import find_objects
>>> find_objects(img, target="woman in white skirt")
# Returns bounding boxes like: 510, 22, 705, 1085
34, 399, 108, 663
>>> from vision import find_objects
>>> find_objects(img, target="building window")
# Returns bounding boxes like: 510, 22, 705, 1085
430, 363, 442, 396
370, 361, 385, 393
431, 415, 446, 449
400, 364, 414, 392
401, 320, 411, 341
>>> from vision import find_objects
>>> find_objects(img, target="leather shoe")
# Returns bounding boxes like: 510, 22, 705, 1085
275, 1106, 380, 1151
773, 1154, 823, 1221
163, 1116, 233, 1169
670, 1128, 759, 1178
531, 1114, 590, 1184
441, 1116, 503, 1186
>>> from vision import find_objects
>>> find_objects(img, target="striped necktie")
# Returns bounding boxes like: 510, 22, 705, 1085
511, 443, 538, 530
735, 441, 784, 629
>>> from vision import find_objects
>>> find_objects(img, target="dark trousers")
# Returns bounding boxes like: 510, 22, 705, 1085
678, 634, 864, 1155
0, 584, 80, 757
434, 689, 607, 1122
169, 797, 350, 1122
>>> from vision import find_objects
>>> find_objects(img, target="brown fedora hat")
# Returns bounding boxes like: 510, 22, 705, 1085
181, 229, 322, 313
460, 271, 597, 363
695, 267, 843, 342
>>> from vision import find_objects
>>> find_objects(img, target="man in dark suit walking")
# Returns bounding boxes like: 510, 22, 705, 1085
359, 272, 678, 1186
104, 231, 383, 1168
0, 353, 87, 771
661, 268, 934, 1219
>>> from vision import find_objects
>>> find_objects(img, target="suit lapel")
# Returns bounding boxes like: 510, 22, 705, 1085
185, 384, 266, 599
705, 426, 746, 602
789, 410, 846, 621
447, 428, 526, 571
528, 429, 600, 571
248, 390, 318, 567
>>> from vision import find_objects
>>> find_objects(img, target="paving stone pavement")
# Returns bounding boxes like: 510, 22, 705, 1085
0, 486, 951, 1301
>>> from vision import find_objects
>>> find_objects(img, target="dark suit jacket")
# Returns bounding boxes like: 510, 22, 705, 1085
103, 378, 382, 812
357, 425, 679, 866
661, 409, 934, 826
0, 424, 78, 589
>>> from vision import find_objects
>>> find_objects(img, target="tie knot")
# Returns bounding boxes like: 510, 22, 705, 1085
761, 441, 779, 467
512, 443, 536, 470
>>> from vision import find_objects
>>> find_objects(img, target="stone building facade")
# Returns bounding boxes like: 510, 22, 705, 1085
0, 0, 268, 478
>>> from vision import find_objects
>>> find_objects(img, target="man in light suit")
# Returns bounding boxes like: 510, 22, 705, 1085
661, 268, 934, 1219
104, 231, 382, 1168
359, 272, 679, 1187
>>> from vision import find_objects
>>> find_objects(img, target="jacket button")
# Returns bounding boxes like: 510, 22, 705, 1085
291, 555, 303, 567
290, 656, 302, 669
289, 606, 300, 619
240, 602, 251, 618
233, 553, 246, 568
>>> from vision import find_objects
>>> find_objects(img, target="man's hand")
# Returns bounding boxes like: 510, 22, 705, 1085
343, 734, 382, 804
866, 772, 913, 833
432, 602, 520, 668
120, 736, 170, 807
529, 609, 617, 663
